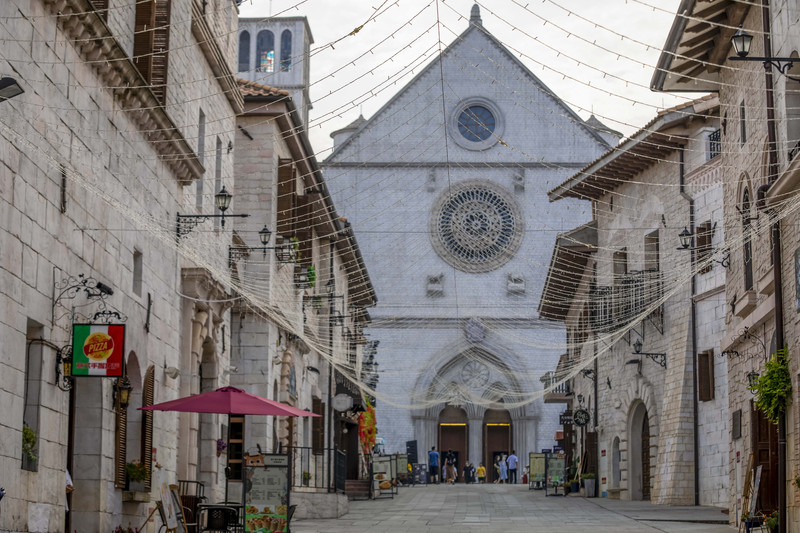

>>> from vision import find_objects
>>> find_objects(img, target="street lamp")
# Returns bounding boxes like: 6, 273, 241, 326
729, 25, 800, 82
747, 371, 760, 392
114, 375, 133, 409
678, 227, 692, 250
176, 186, 249, 241
229, 225, 300, 265
632, 338, 667, 369
0, 77, 24, 101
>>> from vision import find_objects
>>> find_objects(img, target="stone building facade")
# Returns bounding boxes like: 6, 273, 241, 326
653, 1, 800, 527
541, 98, 729, 506
321, 5, 613, 474
0, 0, 242, 531
230, 79, 375, 505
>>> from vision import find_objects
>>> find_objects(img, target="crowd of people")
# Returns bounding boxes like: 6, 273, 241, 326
427, 447, 520, 485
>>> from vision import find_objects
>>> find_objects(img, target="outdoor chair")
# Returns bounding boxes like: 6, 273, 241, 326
198, 503, 241, 533
178, 480, 206, 533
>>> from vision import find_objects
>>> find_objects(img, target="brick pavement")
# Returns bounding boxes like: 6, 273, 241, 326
291, 483, 734, 533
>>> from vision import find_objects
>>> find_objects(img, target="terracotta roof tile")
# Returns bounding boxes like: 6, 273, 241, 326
236, 78, 290, 98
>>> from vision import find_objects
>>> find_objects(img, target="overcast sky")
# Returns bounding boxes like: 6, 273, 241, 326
238, 0, 688, 156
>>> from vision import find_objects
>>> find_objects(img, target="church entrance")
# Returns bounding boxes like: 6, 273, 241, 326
483, 408, 511, 482
438, 406, 468, 480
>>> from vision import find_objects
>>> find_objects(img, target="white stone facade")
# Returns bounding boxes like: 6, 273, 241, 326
0, 0, 241, 531
321, 8, 611, 472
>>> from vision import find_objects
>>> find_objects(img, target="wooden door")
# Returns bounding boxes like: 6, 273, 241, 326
641, 413, 651, 501
751, 403, 779, 510
484, 424, 510, 482
439, 424, 467, 478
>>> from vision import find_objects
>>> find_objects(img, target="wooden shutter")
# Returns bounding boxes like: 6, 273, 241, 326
696, 222, 713, 274
89, 0, 109, 21
133, 0, 157, 82
295, 196, 313, 266
114, 378, 128, 488
142, 365, 155, 491
276, 159, 296, 237
697, 351, 714, 401
312, 399, 324, 453
150, 0, 171, 105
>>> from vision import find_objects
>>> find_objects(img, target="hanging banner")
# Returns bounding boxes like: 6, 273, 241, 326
71, 324, 125, 377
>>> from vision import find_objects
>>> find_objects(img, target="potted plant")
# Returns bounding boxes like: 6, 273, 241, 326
22, 423, 37, 463
581, 473, 596, 498
570, 477, 580, 493
125, 460, 148, 491
764, 511, 779, 532
302, 471, 311, 486
306, 265, 316, 288
216, 439, 227, 457
742, 512, 763, 533
750, 347, 792, 425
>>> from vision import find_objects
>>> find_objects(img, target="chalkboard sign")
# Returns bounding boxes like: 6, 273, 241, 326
396, 454, 409, 481
411, 463, 428, 485
244, 454, 290, 533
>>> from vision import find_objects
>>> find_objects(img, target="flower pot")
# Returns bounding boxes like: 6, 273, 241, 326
570, 481, 580, 493
126, 480, 146, 492
584, 479, 596, 497
743, 519, 762, 533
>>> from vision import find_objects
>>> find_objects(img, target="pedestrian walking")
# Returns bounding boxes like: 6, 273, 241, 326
428, 446, 440, 484
498, 454, 508, 484
462, 462, 471, 483
507, 450, 518, 484
469, 462, 477, 483
477, 463, 486, 484
493, 456, 501, 483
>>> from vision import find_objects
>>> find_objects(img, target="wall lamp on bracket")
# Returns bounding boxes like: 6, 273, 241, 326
0, 77, 24, 101
633, 338, 667, 369
580, 369, 596, 382
177, 186, 249, 241
746, 371, 760, 393
113, 375, 133, 410
730, 26, 800, 82
676, 227, 730, 268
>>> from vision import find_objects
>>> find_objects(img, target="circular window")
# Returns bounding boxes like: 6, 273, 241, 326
449, 98, 503, 151
457, 105, 495, 142
430, 181, 523, 273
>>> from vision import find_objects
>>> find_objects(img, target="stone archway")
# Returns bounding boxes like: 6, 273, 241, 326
628, 401, 651, 501
438, 406, 468, 479
483, 405, 511, 482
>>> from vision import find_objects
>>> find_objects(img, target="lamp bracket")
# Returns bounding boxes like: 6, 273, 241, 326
176, 213, 249, 240
580, 369, 596, 382
730, 56, 800, 82
643, 352, 667, 368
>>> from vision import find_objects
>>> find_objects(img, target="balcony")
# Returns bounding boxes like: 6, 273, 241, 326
591, 270, 663, 333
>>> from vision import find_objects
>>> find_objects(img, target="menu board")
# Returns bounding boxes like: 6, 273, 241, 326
157, 468, 178, 530
396, 454, 409, 480
528, 453, 546, 484
244, 455, 290, 533
546, 454, 566, 484
411, 463, 428, 485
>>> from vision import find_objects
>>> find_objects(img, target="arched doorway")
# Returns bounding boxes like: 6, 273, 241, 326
628, 402, 651, 501
483, 407, 511, 482
438, 406, 467, 480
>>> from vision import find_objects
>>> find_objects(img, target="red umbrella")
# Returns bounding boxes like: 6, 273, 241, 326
140, 386, 320, 417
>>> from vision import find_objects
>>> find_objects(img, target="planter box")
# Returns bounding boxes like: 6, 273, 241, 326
583, 479, 596, 497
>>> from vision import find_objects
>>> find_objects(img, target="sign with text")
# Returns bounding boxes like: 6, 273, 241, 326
559, 410, 573, 425
71, 324, 125, 377
528, 453, 545, 484
245, 454, 290, 533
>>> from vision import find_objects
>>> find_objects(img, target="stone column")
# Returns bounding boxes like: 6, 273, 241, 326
468, 417, 483, 467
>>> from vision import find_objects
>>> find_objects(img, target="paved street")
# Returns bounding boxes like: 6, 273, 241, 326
293, 484, 734, 533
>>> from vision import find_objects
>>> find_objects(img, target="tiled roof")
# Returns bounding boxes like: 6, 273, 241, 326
236, 78, 290, 99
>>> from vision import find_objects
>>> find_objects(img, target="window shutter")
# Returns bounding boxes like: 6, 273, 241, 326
114, 380, 128, 488
312, 399, 324, 453
295, 196, 313, 266
150, 0, 171, 105
697, 351, 714, 401
276, 159, 296, 237
133, 0, 157, 82
696, 222, 713, 274
90, 0, 109, 21
142, 365, 155, 491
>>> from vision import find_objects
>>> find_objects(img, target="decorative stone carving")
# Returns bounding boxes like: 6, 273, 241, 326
464, 317, 486, 343
460, 360, 490, 388
430, 180, 523, 273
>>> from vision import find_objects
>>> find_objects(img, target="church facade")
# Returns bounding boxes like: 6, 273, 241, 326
322, 5, 615, 476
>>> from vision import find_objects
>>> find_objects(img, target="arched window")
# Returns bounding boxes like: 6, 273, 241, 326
742, 188, 753, 291
256, 30, 274, 72
280, 29, 292, 71
238, 31, 250, 72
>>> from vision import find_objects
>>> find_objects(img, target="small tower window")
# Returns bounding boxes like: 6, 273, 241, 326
238, 31, 250, 73
256, 30, 275, 72
280, 30, 292, 71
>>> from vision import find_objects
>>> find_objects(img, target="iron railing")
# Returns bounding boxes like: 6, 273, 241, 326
286, 446, 346, 493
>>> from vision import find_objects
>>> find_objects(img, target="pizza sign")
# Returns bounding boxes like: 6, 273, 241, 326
72, 324, 125, 377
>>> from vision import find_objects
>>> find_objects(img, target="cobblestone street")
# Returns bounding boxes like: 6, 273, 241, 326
293, 484, 733, 533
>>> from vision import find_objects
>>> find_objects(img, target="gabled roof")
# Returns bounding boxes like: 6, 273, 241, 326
324, 6, 610, 162
548, 95, 718, 201
651, 0, 751, 92
237, 78, 289, 99
538, 221, 597, 322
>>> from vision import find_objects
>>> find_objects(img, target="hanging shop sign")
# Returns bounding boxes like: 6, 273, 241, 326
71, 324, 126, 377
332, 393, 354, 412
572, 408, 591, 427
559, 410, 573, 425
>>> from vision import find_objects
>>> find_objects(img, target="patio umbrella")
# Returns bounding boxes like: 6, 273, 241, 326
140, 386, 319, 417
